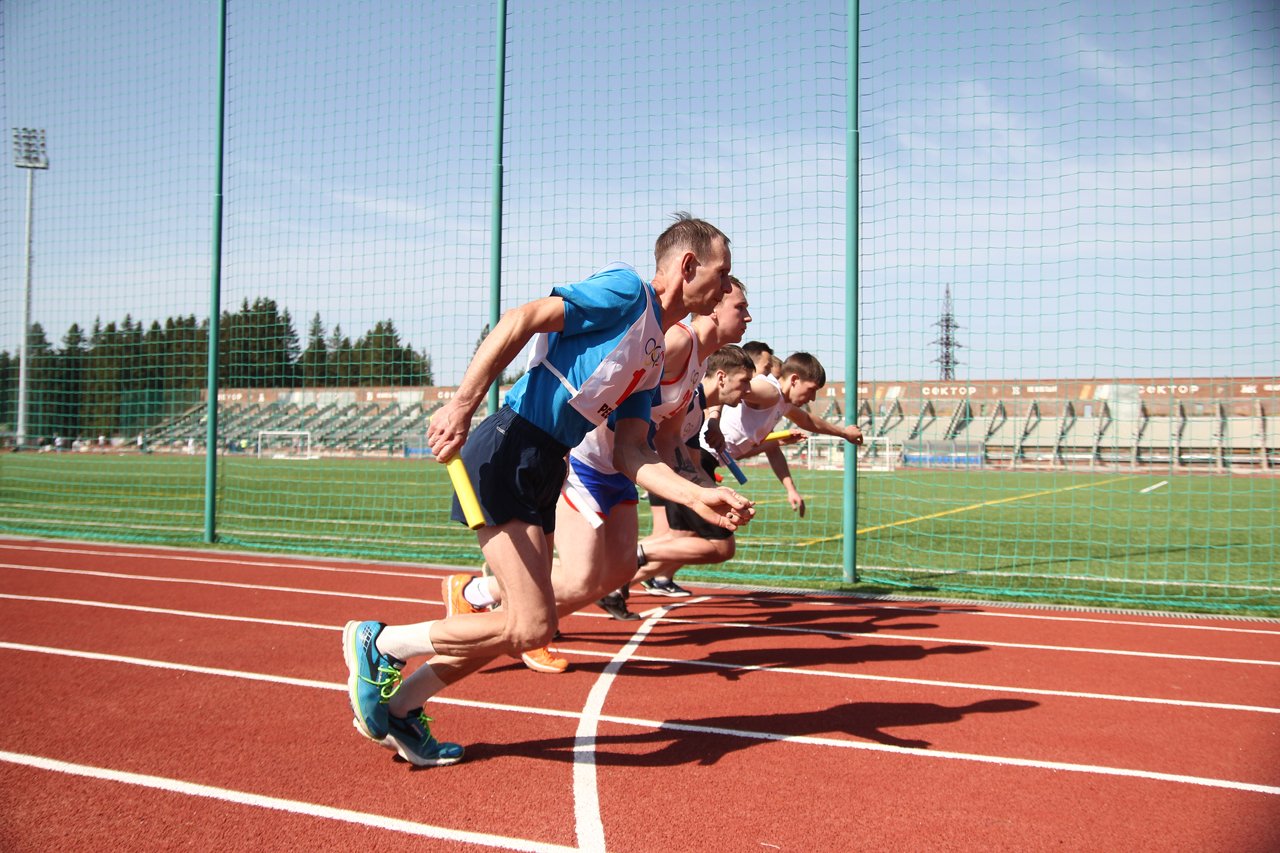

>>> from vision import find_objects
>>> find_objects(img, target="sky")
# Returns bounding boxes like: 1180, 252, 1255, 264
2, 0, 1276, 385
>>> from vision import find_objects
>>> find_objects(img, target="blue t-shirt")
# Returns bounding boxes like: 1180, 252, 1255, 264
505, 263, 663, 448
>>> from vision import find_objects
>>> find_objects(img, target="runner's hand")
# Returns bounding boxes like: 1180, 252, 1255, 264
428, 400, 472, 462
691, 486, 755, 531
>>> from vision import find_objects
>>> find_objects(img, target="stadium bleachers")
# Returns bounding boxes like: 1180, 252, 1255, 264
139, 386, 1278, 472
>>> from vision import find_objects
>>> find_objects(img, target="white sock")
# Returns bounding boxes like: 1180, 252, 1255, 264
463, 577, 497, 608
376, 620, 437, 661
389, 662, 447, 717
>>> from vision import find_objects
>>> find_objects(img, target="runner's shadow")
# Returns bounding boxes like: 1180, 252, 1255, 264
464, 697, 1038, 766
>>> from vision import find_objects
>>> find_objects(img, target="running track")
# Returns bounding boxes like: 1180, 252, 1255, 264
0, 537, 1277, 852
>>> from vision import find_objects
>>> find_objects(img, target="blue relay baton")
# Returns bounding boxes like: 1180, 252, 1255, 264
718, 449, 748, 484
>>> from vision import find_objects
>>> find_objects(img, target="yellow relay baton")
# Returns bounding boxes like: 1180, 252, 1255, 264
446, 456, 485, 530
764, 430, 796, 443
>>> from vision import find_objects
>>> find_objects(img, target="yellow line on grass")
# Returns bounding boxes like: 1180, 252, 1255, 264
798, 475, 1132, 547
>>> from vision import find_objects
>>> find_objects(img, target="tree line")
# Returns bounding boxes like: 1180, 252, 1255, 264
0, 298, 433, 442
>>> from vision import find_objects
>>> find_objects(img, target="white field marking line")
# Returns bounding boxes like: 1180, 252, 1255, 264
572, 599, 693, 852
0, 750, 577, 853
728, 596, 1280, 637
2, 641, 1276, 798
861, 563, 1280, 594
1141, 480, 1170, 494
645, 614, 1280, 667
558, 647, 1280, 715
6, 592, 1274, 716
0, 501, 461, 533
0, 563, 437, 606
0, 541, 461, 581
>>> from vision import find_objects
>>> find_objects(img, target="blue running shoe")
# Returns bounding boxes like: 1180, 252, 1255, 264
382, 709, 465, 767
343, 620, 403, 741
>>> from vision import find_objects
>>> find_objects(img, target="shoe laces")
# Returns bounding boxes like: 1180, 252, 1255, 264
412, 711, 438, 744
359, 662, 403, 702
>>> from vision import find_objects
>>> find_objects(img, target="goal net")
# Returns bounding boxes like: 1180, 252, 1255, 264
858, 437, 902, 473
257, 430, 314, 460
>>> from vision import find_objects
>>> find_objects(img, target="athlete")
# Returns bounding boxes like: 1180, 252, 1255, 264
617, 345, 758, 604
341, 214, 752, 766
446, 277, 754, 641
705, 351, 863, 518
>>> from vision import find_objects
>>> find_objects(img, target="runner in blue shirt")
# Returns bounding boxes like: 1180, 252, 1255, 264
341, 214, 753, 766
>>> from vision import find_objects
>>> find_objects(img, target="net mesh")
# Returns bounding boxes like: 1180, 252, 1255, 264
0, 1, 1275, 613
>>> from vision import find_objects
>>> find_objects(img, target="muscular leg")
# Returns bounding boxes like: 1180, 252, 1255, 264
632, 529, 735, 584
385, 518, 556, 711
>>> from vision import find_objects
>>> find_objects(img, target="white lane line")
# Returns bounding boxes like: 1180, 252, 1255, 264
1, 641, 1276, 797
748, 598, 1280, 636
8, 593, 1274, 715
5, 538, 1277, 635
572, 601, 691, 852
0, 593, 340, 631
4, 577, 1276, 668
0, 540, 457, 580
3, 594, 1275, 715
1141, 480, 1170, 494
0, 750, 577, 853
0, 563, 436, 606
648, 615, 1280, 666
559, 648, 1280, 715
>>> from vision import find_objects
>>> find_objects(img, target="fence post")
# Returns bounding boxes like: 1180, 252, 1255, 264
204, 0, 228, 544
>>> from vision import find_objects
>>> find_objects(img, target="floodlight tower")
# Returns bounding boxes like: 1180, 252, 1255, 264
13, 128, 48, 449
932, 283, 961, 381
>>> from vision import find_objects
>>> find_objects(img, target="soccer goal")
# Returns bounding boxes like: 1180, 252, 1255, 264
256, 430, 315, 460
805, 434, 848, 470
859, 437, 903, 472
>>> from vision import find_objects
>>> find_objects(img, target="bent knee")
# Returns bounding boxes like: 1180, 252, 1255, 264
711, 538, 735, 562
503, 617, 557, 652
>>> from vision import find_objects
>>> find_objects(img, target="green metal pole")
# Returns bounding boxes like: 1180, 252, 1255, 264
204, 0, 227, 543
486, 0, 508, 417
843, 0, 860, 583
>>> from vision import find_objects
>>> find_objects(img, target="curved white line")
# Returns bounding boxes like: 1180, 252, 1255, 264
572, 598, 707, 851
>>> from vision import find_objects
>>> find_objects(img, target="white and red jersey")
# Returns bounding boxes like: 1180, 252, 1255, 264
649, 322, 704, 426
705, 373, 789, 459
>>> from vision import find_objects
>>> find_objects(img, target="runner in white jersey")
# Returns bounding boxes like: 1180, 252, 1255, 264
596, 276, 753, 609
341, 215, 753, 765
600, 345, 758, 609
452, 285, 729, 657
701, 350, 863, 517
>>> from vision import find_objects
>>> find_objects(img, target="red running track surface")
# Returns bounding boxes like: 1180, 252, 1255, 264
0, 537, 1278, 852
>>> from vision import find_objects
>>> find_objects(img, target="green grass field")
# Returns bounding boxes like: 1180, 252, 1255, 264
1, 451, 1276, 615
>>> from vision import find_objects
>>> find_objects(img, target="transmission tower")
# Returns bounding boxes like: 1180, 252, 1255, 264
932, 284, 961, 380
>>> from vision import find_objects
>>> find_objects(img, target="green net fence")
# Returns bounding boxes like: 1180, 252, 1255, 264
1, 1, 1276, 614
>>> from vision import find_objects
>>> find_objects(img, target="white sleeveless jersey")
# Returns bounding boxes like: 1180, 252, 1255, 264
528, 279, 664, 429
706, 373, 789, 459
649, 322, 703, 426
571, 320, 705, 475
678, 384, 706, 445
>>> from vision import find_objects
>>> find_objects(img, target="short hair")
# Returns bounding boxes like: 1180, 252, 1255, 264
741, 340, 773, 360
705, 344, 755, 377
654, 212, 729, 269
727, 275, 747, 295
781, 352, 827, 386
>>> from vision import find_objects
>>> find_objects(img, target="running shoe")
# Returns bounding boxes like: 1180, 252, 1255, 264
653, 578, 692, 597
342, 620, 404, 741
596, 591, 640, 620
639, 578, 675, 597
381, 709, 464, 767
521, 645, 569, 673
443, 573, 479, 617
